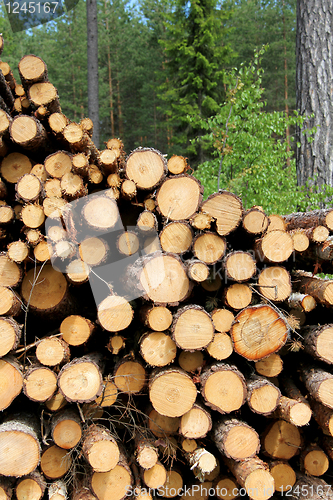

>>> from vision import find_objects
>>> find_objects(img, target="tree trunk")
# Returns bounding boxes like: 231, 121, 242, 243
296, 0, 333, 195
86, 0, 100, 148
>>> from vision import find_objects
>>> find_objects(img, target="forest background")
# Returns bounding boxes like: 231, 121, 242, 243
1, 0, 320, 213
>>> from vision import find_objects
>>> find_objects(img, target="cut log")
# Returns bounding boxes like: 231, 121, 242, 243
255, 353, 283, 377
246, 375, 281, 415
0, 414, 40, 477
0, 253, 21, 287
82, 424, 119, 472
214, 476, 239, 500
36, 336, 70, 366
107, 334, 125, 355
147, 407, 180, 437
192, 232, 226, 264
302, 324, 333, 364
99, 149, 118, 175
0, 356, 23, 410
40, 445, 72, 480
44, 151, 72, 179
293, 270, 333, 306
1, 152, 32, 183
142, 461, 167, 489
168, 155, 187, 175
0, 69, 14, 110
0, 109, 11, 135
51, 408, 82, 450
82, 194, 119, 232
95, 379, 118, 407
190, 212, 212, 231
140, 331, 177, 367
7, 240, 29, 263
0, 317, 22, 356
206, 333, 233, 361
58, 354, 104, 403
113, 358, 146, 394
88, 164, 103, 184
149, 368, 197, 417
224, 283, 252, 310
289, 229, 310, 252
135, 437, 159, 470
121, 179, 137, 199
178, 350, 204, 372
213, 418, 260, 461
179, 403, 212, 439
222, 456, 275, 500
48, 113, 69, 137
230, 304, 288, 361
156, 175, 202, 220
80, 117, 94, 136
311, 399, 333, 436
139, 304, 173, 331
200, 363, 246, 414
16, 471, 46, 500
211, 308, 234, 333
48, 480, 67, 500
97, 295, 134, 332
18, 55, 48, 89
187, 450, 216, 479
79, 237, 109, 266
23, 364, 57, 402
301, 366, 333, 409
300, 444, 329, 476
283, 208, 333, 231
0, 286, 21, 316
61, 172, 87, 200
274, 396, 312, 427
137, 210, 158, 233
66, 259, 90, 285
288, 293, 316, 312
126, 148, 167, 190
0, 204, 13, 225
21, 203, 45, 229
290, 475, 333, 500
255, 230, 294, 263
242, 208, 269, 235
72, 153, 89, 177
186, 259, 210, 282
21, 265, 68, 314
262, 420, 301, 459
258, 266, 292, 302
60, 315, 95, 347
223, 251, 256, 282
29, 82, 60, 113
10, 115, 47, 150
117, 231, 140, 256
160, 222, 193, 255
43, 197, 67, 218
269, 461, 296, 493
200, 192, 243, 236
172, 305, 214, 351
90, 452, 132, 500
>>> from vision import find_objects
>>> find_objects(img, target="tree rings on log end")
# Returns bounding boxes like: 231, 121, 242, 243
21, 265, 68, 313
230, 305, 288, 361
126, 148, 166, 190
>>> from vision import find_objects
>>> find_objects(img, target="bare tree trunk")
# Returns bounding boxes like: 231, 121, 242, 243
104, 0, 115, 138
283, 0, 290, 168
296, 0, 333, 194
86, 0, 100, 148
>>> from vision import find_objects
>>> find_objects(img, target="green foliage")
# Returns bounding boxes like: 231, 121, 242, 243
193, 47, 333, 214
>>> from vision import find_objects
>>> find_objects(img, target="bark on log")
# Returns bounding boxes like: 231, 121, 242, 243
292, 270, 333, 307
262, 420, 302, 460
40, 445, 72, 480
10, 115, 47, 151
51, 408, 82, 450
156, 175, 203, 221
213, 418, 260, 461
301, 365, 333, 409
171, 305, 214, 351
179, 403, 212, 439
16, 471, 46, 500
258, 266, 292, 302
302, 324, 333, 364
82, 424, 120, 472
255, 230, 294, 263
200, 191, 243, 236
58, 353, 104, 403
126, 148, 167, 190
160, 222, 193, 254
246, 375, 281, 416
23, 364, 58, 402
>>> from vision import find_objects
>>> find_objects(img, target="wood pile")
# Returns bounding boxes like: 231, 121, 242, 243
1, 38, 333, 500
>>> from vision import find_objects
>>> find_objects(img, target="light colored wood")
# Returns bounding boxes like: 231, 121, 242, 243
44, 151, 72, 178
126, 148, 167, 190
211, 309, 234, 332
224, 251, 256, 282
157, 175, 202, 220
301, 445, 329, 476
91, 456, 132, 500
98, 295, 133, 332
192, 232, 226, 264
258, 266, 291, 302
186, 260, 209, 282
51, 409, 82, 450
213, 418, 260, 461
247, 376, 281, 415
7, 240, 29, 263
21, 265, 68, 313
178, 350, 204, 372
43, 197, 67, 218
140, 331, 177, 367
34, 240, 51, 262
0, 253, 21, 287
60, 315, 95, 346
172, 305, 214, 350
36, 337, 70, 366
23, 365, 57, 402
140, 305, 173, 331
58, 354, 103, 403
262, 420, 301, 459
143, 461, 167, 489
0, 286, 21, 316
255, 353, 283, 377
180, 404, 212, 439
159, 470, 183, 498
82, 195, 119, 231
1, 152, 32, 183
224, 283, 252, 310
160, 222, 193, 254
147, 407, 180, 437
48, 480, 67, 500
302, 324, 333, 364
168, 155, 187, 174
275, 396, 312, 426
301, 366, 333, 409
117, 231, 140, 256
214, 476, 239, 500
16, 472, 46, 500
66, 259, 90, 285
29, 82, 60, 111
0, 356, 23, 411
255, 230, 294, 263
113, 359, 146, 394
137, 210, 157, 232
21, 203, 45, 229
243, 208, 269, 235
207, 333, 233, 360
0, 318, 21, 356
10, 115, 47, 150
40, 445, 72, 480
79, 237, 109, 266
95, 379, 118, 407
82, 424, 119, 472
269, 461, 296, 493
201, 192, 243, 236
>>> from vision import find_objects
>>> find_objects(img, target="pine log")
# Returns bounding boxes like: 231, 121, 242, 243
88, 164, 103, 184
190, 212, 212, 230
178, 351, 204, 373
0, 69, 14, 110
310, 399, 333, 436
66, 259, 90, 285
168, 155, 187, 175
20, 203, 45, 229
274, 396, 312, 427
23, 364, 57, 402
147, 407, 180, 437
222, 456, 275, 500
50, 408, 82, 450
58, 353, 104, 403
140, 331, 177, 367
29, 82, 60, 113
35, 336, 70, 367
99, 149, 118, 175
43, 197, 67, 218
289, 229, 310, 252
16, 173, 42, 203
48, 480, 67, 500
40, 445, 72, 480
113, 358, 146, 394
0, 62, 16, 91
301, 365, 333, 409
31, 163, 47, 181
48, 112, 69, 137
135, 437, 159, 470
0, 253, 21, 287
0, 286, 22, 316
290, 475, 333, 500
223, 251, 256, 282
126, 147, 167, 190
82, 194, 119, 232
44, 391, 67, 413
107, 334, 125, 355
230, 304, 288, 361
44, 151, 72, 178
72, 153, 89, 177
288, 293, 316, 312
7, 240, 29, 264
179, 403, 212, 439
142, 461, 167, 489
187, 449, 217, 478
0, 356, 23, 410
120, 179, 137, 199
160, 222, 193, 254
149, 368, 197, 417
95, 378, 118, 407
213, 418, 260, 461
200, 191, 243, 236
0, 317, 22, 356
16, 471, 46, 500
224, 283, 252, 310
18, 55, 48, 91
186, 259, 210, 282
82, 424, 119, 472
322, 435, 333, 459
258, 266, 292, 302
255, 353, 283, 377
1, 152, 32, 183
206, 332, 233, 361
90, 451, 133, 500
34, 240, 52, 262
200, 363, 246, 414
61, 172, 87, 199
97, 295, 134, 332
0, 109, 11, 135
0, 414, 40, 477
117, 231, 140, 256
269, 461, 296, 493
139, 304, 173, 331
79, 237, 109, 266
211, 308, 234, 332
137, 210, 158, 233
246, 375, 281, 415
262, 420, 301, 460
214, 476, 239, 500
0, 204, 13, 225
302, 324, 333, 364
21, 265, 69, 314
156, 175, 203, 220
300, 444, 329, 476
255, 230, 294, 263
171, 305, 214, 351
10, 115, 47, 151
283, 208, 333, 231
192, 232, 226, 264
293, 270, 333, 306
242, 208, 269, 235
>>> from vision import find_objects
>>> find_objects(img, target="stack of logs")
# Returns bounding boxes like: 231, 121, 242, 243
1, 39, 333, 500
